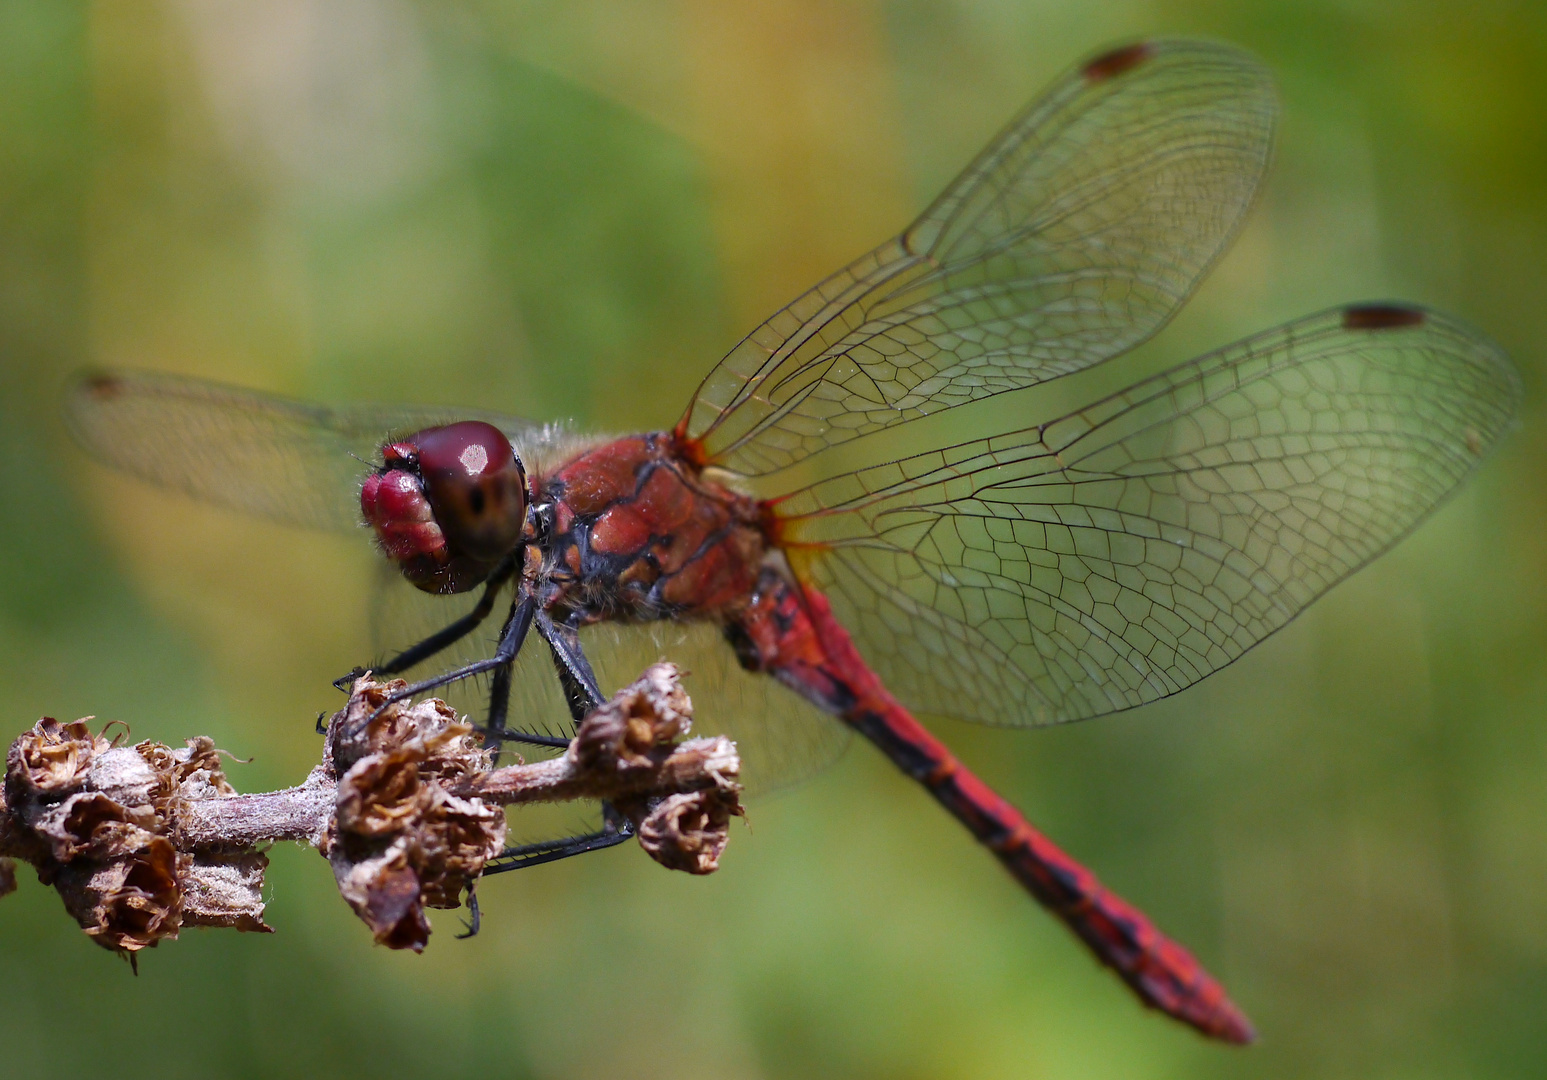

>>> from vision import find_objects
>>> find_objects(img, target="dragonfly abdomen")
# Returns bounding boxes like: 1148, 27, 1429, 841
728, 566, 1256, 1043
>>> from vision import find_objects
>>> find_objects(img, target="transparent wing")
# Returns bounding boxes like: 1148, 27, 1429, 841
772, 305, 1521, 727
373, 571, 851, 795
366, 562, 559, 742
65, 370, 569, 533
520, 620, 852, 796
678, 39, 1278, 476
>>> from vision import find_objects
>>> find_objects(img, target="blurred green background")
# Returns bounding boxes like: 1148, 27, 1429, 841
2, 1, 1544, 1077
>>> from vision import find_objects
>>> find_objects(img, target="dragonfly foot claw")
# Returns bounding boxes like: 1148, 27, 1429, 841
332, 667, 367, 692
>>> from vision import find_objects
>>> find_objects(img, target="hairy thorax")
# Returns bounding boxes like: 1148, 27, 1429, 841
534, 432, 767, 626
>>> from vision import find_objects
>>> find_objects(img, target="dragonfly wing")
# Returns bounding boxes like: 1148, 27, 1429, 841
773, 304, 1521, 726
580, 620, 851, 796
66, 369, 567, 533
371, 565, 849, 793
497, 617, 851, 796
680, 39, 1278, 476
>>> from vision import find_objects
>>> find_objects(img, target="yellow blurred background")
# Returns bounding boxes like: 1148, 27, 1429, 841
2, 2, 1545, 1077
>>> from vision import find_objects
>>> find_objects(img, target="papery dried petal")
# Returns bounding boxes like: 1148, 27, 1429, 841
330, 840, 431, 951
633, 789, 741, 875
31, 791, 159, 863
413, 789, 506, 909
337, 749, 427, 837
55, 839, 185, 952
7, 717, 104, 798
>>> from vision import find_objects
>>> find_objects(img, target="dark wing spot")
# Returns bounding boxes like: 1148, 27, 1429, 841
81, 373, 126, 400
1342, 303, 1427, 330
1082, 42, 1155, 83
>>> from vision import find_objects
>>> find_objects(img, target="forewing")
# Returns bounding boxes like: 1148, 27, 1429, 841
773, 305, 1520, 726
66, 370, 564, 532
680, 39, 1278, 476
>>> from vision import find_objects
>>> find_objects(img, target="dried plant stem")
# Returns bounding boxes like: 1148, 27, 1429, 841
460, 737, 740, 805
0, 663, 742, 956
175, 770, 335, 849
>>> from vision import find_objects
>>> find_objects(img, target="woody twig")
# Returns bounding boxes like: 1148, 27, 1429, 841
0, 664, 742, 958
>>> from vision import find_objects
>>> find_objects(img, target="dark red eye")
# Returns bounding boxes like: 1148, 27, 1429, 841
362, 421, 528, 594
414, 421, 528, 563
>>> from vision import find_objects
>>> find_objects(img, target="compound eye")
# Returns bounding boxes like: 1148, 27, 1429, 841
414, 421, 527, 562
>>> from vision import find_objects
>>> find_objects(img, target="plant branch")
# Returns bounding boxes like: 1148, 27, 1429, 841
0, 663, 742, 956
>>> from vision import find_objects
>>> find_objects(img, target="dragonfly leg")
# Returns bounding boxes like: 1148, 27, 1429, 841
475, 643, 575, 755
333, 554, 519, 691
522, 611, 634, 861
535, 610, 605, 723
455, 884, 481, 939
481, 661, 513, 761
481, 812, 635, 875
360, 593, 536, 726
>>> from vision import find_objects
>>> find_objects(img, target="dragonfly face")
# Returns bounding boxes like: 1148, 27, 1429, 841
360, 420, 528, 594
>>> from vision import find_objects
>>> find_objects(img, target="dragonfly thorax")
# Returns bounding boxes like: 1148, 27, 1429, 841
534, 432, 766, 626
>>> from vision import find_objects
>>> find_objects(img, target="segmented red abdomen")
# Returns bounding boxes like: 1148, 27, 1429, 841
542, 433, 765, 622
730, 569, 1255, 1044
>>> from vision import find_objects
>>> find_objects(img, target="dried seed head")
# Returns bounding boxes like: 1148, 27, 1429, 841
53, 839, 185, 953
3, 717, 273, 954
333, 844, 432, 950
632, 789, 742, 875
322, 682, 506, 950
337, 749, 427, 838
571, 663, 693, 770
7, 717, 105, 801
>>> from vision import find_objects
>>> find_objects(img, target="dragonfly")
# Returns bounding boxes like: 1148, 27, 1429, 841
67, 39, 1520, 1043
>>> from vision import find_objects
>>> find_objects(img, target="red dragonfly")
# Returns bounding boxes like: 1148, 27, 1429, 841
68, 40, 1519, 1042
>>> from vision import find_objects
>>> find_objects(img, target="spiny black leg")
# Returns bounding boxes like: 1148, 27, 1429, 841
455, 885, 481, 940
475, 655, 586, 754
530, 612, 628, 859
359, 593, 535, 728
473, 600, 577, 752
476, 728, 574, 750
332, 553, 518, 691
482, 817, 635, 875
535, 610, 605, 723
481, 652, 515, 763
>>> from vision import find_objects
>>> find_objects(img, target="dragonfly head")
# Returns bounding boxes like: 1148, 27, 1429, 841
360, 420, 528, 594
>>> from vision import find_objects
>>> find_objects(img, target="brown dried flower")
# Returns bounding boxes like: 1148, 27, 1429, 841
322, 681, 506, 951
571, 663, 694, 771
0, 717, 272, 955
631, 789, 740, 874
53, 838, 185, 953
6, 717, 106, 801
3, 664, 744, 962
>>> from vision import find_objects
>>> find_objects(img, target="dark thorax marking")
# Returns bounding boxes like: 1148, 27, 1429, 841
530, 433, 766, 627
